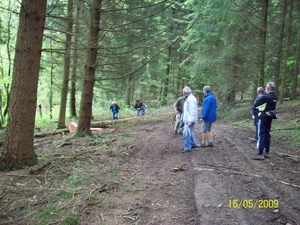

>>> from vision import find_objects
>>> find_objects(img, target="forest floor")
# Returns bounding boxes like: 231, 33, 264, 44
0, 104, 300, 225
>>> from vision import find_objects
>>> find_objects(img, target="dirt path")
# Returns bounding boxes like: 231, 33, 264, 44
0, 119, 299, 225
191, 123, 300, 225
104, 120, 300, 225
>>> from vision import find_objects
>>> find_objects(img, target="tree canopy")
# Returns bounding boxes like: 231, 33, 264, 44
0, 0, 300, 169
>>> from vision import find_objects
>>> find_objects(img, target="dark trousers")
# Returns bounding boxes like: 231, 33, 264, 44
254, 116, 259, 140
257, 119, 271, 154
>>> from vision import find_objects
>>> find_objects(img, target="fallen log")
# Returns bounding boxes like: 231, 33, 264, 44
33, 111, 174, 137
34, 128, 69, 138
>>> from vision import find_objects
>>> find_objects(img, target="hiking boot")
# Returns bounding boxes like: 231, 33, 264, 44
251, 154, 264, 160
207, 142, 214, 147
192, 144, 200, 148
200, 143, 206, 148
263, 153, 271, 158
181, 149, 191, 154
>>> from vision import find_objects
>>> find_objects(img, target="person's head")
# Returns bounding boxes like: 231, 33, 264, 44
112, 101, 116, 105
182, 86, 192, 96
257, 87, 264, 94
136, 100, 140, 103
266, 82, 275, 93
203, 85, 211, 94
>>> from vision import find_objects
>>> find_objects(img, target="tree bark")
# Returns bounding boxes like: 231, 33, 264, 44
279, 0, 294, 104
258, 0, 269, 87
70, 0, 83, 118
291, 30, 300, 99
76, 0, 102, 135
2, 0, 47, 170
57, 0, 74, 128
162, 46, 171, 106
273, 0, 288, 96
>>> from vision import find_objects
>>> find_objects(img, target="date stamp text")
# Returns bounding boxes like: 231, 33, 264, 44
228, 199, 279, 209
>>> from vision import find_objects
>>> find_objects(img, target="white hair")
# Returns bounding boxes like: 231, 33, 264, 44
183, 86, 192, 94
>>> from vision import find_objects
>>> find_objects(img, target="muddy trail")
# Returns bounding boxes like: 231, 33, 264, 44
0, 116, 299, 225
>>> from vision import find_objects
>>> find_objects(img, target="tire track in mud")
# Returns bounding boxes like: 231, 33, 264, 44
190, 123, 300, 225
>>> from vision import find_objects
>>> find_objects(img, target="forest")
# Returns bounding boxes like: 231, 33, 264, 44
0, 0, 299, 169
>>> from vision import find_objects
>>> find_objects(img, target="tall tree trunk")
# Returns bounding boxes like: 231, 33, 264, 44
2, 0, 47, 170
258, 0, 269, 87
50, 41, 54, 119
291, 25, 300, 99
57, 0, 74, 128
77, 0, 102, 135
279, 0, 294, 104
273, 0, 288, 96
2, 1, 13, 120
162, 46, 171, 106
70, 0, 83, 118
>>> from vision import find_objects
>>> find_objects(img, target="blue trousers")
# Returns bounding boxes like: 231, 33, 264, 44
112, 112, 118, 120
183, 122, 197, 151
256, 119, 271, 154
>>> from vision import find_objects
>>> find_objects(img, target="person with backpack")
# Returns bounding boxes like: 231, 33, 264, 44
109, 101, 120, 120
252, 82, 277, 160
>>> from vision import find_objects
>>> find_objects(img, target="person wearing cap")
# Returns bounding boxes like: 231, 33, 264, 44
109, 101, 120, 120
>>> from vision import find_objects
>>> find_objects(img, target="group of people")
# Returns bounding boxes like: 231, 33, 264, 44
175, 86, 218, 153
109, 100, 148, 120
175, 81, 277, 159
250, 82, 277, 160
110, 82, 277, 159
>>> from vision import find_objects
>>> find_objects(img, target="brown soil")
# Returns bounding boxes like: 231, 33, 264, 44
0, 107, 299, 225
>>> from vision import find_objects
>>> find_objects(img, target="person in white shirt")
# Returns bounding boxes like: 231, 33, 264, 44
181, 86, 199, 153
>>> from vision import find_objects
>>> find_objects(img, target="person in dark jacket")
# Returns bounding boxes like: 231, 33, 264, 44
250, 87, 264, 141
173, 96, 185, 134
109, 101, 120, 120
199, 85, 217, 147
252, 82, 277, 160
134, 100, 143, 116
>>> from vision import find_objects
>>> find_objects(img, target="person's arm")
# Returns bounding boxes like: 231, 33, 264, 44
201, 100, 208, 121
187, 99, 198, 124
253, 96, 266, 109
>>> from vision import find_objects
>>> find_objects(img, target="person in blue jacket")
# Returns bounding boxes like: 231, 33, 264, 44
109, 101, 120, 120
199, 85, 217, 147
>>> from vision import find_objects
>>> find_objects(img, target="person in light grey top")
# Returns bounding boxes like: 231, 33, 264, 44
181, 86, 199, 153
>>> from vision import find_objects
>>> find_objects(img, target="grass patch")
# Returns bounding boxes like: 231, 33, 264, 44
59, 215, 77, 225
